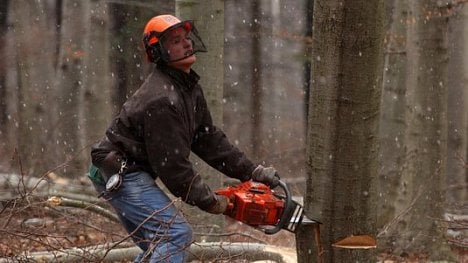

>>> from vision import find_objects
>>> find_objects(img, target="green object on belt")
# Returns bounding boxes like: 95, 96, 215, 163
88, 164, 105, 185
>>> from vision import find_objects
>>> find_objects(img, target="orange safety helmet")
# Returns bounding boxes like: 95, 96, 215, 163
142, 14, 206, 64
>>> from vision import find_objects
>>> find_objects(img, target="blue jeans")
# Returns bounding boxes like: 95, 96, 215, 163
94, 171, 193, 262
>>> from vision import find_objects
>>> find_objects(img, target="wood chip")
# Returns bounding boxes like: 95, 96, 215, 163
332, 235, 377, 249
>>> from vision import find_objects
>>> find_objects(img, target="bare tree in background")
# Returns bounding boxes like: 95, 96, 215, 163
301, 0, 384, 262
176, 0, 226, 240
0, 1, 9, 143
9, 0, 57, 175
393, 1, 453, 259
80, 0, 112, 161
446, 2, 468, 213
302, 0, 313, 121
54, 0, 91, 177
250, 0, 263, 158
377, 0, 409, 249
109, 1, 161, 110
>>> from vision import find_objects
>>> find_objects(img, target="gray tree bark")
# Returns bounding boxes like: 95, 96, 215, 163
54, 0, 88, 177
446, 2, 468, 213
9, 0, 57, 175
250, 0, 263, 159
80, 0, 112, 163
0, 0, 13, 161
394, 0, 453, 259
176, 0, 226, 241
302, 0, 384, 262
109, 2, 159, 110
0, 1, 9, 144
376, 0, 409, 248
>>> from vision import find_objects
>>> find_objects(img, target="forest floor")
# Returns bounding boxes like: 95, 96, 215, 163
1, 202, 466, 262
0, 174, 466, 262
0, 197, 297, 262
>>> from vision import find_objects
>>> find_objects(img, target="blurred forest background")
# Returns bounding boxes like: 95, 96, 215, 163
0, 0, 467, 262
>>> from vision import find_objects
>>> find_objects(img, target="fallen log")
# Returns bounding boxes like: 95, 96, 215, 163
46, 196, 119, 223
0, 242, 297, 263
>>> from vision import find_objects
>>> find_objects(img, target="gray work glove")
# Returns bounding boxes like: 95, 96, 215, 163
251, 165, 280, 189
206, 195, 229, 215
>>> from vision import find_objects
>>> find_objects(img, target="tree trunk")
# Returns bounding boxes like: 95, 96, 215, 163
394, 0, 453, 259
376, 0, 409, 248
446, 1, 468, 212
10, 0, 57, 176
250, 0, 263, 158
0, 0, 9, 143
296, 1, 315, 260
109, 2, 159, 110
302, 0, 313, 122
53, 0, 89, 177
303, 0, 384, 262
80, 0, 112, 158
176, 0, 226, 241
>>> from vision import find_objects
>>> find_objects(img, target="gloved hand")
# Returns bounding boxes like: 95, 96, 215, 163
251, 165, 280, 188
206, 195, 229, 214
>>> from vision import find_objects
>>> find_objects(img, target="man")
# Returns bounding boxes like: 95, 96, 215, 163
88, 14, 280, 262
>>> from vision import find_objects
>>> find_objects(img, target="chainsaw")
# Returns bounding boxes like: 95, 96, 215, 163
215, 179, 379, 254
215, 180, 320, 235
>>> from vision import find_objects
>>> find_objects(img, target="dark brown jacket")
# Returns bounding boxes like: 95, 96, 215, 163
91, 65, 255, 211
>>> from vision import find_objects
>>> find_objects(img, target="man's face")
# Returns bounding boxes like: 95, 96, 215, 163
163, 26, 194, 62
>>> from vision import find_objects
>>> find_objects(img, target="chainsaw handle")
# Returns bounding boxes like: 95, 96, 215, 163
262, 180, 293, 235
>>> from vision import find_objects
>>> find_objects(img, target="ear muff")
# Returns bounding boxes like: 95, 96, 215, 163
143, 32, 170, 64
142, 19, 207, 64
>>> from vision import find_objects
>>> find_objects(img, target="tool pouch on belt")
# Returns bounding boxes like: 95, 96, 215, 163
98, 150, 126, 193
90, 139, 127, 193
87, 164, 105, 185
98, 151, 125, 180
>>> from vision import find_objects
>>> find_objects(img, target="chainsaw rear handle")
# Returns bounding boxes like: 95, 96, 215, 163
262, 180, 294, 235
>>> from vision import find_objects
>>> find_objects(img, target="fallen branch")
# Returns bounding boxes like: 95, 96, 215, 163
47, 196, 119, 223
187, 242, 296, 262
0, 242, 138, 262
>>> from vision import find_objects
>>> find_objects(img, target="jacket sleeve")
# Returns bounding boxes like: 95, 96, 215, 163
144, 99, 216, 211
191, 108, 256, 182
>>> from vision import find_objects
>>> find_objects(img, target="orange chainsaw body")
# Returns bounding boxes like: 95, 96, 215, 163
215, 180, 285, 226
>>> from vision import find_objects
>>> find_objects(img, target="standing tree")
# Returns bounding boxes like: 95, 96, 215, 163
393, 1, 453, 259
80, 0, 112, 158
9, 0, 57, 175
299, 0, 384, 262
250, 0, 263, 158
0, 1, 9, 144
54, 0, 89, 177
302, 0, 314, 121
176, 0, 226, 240
376, 0, 409, 249
109, 1, 162, 110
446, 2, 468, 213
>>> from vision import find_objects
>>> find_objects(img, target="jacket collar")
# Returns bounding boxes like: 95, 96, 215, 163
158, 65, 200, 90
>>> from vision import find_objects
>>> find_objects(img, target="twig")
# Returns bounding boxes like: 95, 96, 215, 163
193, 231, 267, 244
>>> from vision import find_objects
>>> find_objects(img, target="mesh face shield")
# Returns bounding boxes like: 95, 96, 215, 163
146, 21, 207, 64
